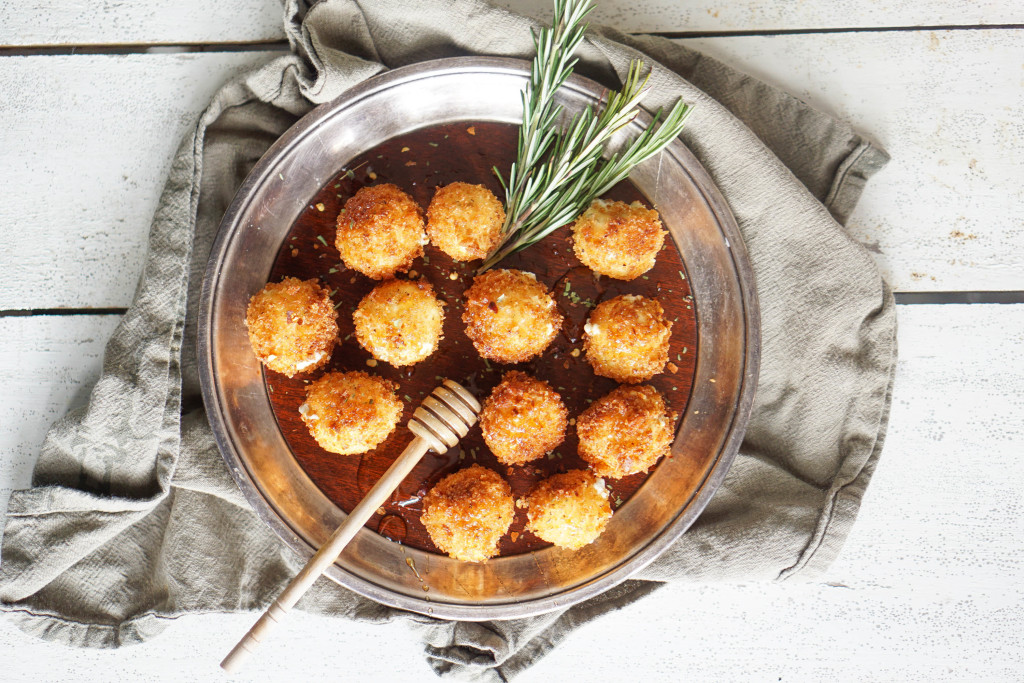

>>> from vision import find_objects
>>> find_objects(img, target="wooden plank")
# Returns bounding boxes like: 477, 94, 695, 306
0, 52, 280, 310
1, 32, 1021, 310
533, 303, 1024, 680
831, 304, 1024, 593
677, 30, 1024, 292
498, 0, 1024, 33
2, 0, 1022, 47
0, 303, 1021, 677
0, 0, 284, 47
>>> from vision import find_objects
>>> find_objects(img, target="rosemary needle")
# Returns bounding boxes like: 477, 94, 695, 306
481, 0, 692, 272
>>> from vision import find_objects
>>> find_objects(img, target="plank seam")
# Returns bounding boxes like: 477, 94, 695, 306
0, 41, 289, 56
2, 294, 1023, 316
651, 24, 1024, 38
893, 292, 1024, 305
2, 25, 1022, 55
0, 308, 129, 317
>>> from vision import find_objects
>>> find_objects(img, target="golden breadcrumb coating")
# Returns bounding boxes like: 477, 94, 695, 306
583, 294, 672, 383
571, 199, 666, 280
480, 371, 568, 466
524, 469, 613, 550
421, 465, 515, 562
462, 269, 563, 363
300, 371, 402, 455
353, 278, 445, 367
245, 276, 338, 378
336, 183, 426, 279
426, 182, 505, 261
577, 384, 672, 479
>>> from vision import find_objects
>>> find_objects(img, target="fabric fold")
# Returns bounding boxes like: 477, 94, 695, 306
1, 1, 896, 680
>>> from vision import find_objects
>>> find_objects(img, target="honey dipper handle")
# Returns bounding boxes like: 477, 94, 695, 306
220, 435, 433, 673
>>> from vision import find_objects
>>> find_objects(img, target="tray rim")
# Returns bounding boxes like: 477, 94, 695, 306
198, 55, 760, 620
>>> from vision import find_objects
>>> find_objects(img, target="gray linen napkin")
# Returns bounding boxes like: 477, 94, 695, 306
0, 0, 896, 679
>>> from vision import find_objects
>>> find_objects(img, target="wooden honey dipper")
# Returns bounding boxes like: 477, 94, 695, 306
221, 379, 481, 673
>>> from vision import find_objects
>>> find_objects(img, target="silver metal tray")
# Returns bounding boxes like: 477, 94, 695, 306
198, 56, 759, 620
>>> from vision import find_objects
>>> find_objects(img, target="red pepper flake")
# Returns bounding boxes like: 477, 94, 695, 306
405, 161, 417, 167
666, 362, 678, 374
466, 126, 476, 135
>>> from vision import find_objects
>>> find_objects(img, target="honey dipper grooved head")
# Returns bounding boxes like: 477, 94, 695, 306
409, 380, 480, 453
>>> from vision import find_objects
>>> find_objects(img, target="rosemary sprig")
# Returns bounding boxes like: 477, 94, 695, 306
481, 0, 692, 272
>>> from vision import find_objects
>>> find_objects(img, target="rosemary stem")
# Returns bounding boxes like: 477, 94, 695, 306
482, 0, 692, 273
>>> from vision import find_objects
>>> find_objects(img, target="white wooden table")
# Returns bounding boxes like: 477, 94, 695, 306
2, 1, 1022, 680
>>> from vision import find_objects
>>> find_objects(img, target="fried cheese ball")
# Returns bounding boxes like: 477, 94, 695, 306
583, 294, 672, 383
462, 269, 563, 363
571, 199, 666, 280
421, 465, 515, 562
426, 182, 505, 261
336, 183, 426, 279
300, 371, 402, 455
353, 279, 445, 367
245, 276, 338, 377
524, 470, 613, 550
577, 384, 672, 479
479, 371, 568, 465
